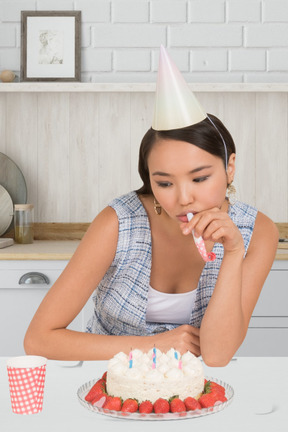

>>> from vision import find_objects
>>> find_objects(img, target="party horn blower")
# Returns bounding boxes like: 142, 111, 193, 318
187, 213, 216, 262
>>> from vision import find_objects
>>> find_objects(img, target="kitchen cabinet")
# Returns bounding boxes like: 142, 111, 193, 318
0, 260, 94, 356
236, 260, 288, 356
0, 257, 287, 357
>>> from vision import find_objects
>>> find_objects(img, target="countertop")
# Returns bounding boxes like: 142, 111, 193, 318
0, 357, 287, 432
0, 240, 80, 260
0, 240, 287, 260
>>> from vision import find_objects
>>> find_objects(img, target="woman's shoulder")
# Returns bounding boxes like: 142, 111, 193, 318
109, 191, 147, 218
247, 211, 279, 258
254, 211, 279, 243
230, 200, 258, 223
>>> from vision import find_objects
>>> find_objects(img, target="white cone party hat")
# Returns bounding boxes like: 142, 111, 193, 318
152, 46, 207, 131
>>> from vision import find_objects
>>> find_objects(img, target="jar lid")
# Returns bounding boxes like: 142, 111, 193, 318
14, 204, 34, 210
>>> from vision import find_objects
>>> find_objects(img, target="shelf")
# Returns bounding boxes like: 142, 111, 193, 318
1, 82, 288, 93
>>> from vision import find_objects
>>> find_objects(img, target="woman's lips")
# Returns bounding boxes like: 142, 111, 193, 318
176, 212, 197, 223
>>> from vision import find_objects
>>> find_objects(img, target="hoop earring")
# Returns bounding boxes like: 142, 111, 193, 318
153, 198, 162, 215
227, 183, 237, 206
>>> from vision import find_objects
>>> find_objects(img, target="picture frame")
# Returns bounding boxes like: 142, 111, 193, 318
21, 11, 81, 82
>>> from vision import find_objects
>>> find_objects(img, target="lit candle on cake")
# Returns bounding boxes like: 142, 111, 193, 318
152, 347, 156, 369
128, 350, 133, 368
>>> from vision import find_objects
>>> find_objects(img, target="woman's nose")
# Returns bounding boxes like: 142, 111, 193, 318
178, 186, 194, 206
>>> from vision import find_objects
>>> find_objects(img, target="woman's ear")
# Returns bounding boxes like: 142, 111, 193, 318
227, 153, 236, 184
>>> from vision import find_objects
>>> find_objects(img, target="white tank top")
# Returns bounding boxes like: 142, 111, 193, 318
146, 286, 197, 325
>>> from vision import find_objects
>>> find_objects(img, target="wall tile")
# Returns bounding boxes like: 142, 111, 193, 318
36, 0, 74, 10
114, 49, 150, 71
230, 49, 266, 71
151, 0, 187, 23
268, 49, 288, 71
0, 1, 36, 22
189, 0, 225, 23
112, 0, 149, 23
0, 26, 16, 47
245, 24, 288, 47
170, 24, 243, 47
263, 0, 288, 22
92, 24, 166, 47
191, 49, 228, 71
74, 0, 110, 22
81, 48, 112, 71
227, 0, 261, 23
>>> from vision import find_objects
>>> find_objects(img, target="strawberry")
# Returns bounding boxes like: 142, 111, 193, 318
212, 392, 227, 403
103, 396, 122, 411
170, 397, 186, 413
209, 381, 226, 394
203, 380, 227, 404
204, 380, 225, 395
184, 397, 202, 411
199, 393, 216, 408
139, 400, 153, 414
85, 378, 106, 402
101, 371, 107, 382
153, 398, 170, 414
91, 393, 109, 408
121, 398, 139, 413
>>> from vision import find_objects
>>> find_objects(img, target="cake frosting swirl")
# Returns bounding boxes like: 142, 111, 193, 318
106, 348, 204, 403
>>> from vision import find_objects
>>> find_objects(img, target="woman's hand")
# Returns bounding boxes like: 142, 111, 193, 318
181, 207, 245, 255
151, 325, 201, 356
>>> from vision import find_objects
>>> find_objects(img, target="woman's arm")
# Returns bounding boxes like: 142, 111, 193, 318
25, 204, 204, 360
182, 209, 279, 366
24, 205, 154, 360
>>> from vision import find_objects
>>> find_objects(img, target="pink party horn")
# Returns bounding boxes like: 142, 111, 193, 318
187, 213, 216, 262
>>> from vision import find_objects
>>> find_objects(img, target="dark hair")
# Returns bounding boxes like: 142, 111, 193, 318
136, 114, 236, 195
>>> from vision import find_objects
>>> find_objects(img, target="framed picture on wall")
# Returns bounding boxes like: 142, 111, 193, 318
21, 11, 81, 82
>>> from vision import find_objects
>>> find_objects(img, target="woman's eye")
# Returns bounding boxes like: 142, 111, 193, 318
157, 182, 172, 188
193, 176, 209, 183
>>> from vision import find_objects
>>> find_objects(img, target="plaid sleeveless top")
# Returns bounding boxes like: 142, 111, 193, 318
86, 191, 257, 335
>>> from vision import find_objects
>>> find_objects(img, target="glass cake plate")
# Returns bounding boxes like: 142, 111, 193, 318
77, 376, 234, 421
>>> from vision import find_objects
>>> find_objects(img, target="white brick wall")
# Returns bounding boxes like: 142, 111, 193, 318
113, 1, 149, 23
151, 1, 187, 23
227, 0, 261, 23
189, 0, 225, 23
0, 0, 288, 82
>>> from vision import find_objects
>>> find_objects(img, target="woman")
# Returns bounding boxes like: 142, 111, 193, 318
24, 113, 278, 366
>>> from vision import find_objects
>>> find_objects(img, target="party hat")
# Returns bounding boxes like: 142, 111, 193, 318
152, 46, 206, 131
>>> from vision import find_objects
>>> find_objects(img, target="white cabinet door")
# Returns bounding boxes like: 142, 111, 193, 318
0, 260, 84, 356
236, 260, 288, 356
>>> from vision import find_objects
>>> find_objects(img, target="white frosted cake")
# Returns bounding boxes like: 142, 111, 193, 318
106, 348, 204, 403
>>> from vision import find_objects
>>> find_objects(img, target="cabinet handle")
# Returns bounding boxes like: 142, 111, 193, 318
19, 272, 50, 285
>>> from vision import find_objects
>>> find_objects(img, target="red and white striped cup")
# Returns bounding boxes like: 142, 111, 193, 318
7, 356, 47, 415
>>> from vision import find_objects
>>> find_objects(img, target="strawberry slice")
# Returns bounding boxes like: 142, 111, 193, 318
85, 378, 106, 402
91, 393, 108, 408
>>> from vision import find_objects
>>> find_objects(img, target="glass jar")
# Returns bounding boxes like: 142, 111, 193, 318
14, 204, 34, 244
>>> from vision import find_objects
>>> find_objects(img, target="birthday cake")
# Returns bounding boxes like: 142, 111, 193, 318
106, 348, 204, 404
